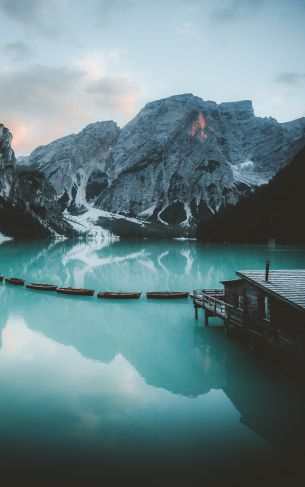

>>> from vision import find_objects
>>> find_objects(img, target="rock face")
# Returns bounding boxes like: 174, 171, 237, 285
96, 96, 249, 228
16, 121, 121, 239
24, 121, 120, 212
4, 94, 305, 238
93, 94, 305, 230
0, 124, 77, 238
0, 124, 15, 198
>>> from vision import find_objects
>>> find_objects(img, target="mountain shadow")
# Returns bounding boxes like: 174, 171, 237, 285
197, 146, 305, 244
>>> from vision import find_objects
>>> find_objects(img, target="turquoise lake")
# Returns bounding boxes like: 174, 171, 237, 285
0, 239, 305, 485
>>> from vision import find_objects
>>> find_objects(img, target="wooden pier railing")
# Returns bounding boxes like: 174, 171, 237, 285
193, 289, 245, 328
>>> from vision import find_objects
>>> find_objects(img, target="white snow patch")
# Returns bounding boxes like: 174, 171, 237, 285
173, 237, 197, 241
232, 160, 269, 187
63, 204, 146, 240
74, 168, 89, 207
239, 160, 254, 170
0, 232, 12, 243
138, 204, 156, 218
1, 180, 11, 198
180, 203, 192, 227
215, 200, 221, 212
206, 202, 215, 215
53, 234, 68, 241
157, 208, 169, 226
63, 207, 114, 239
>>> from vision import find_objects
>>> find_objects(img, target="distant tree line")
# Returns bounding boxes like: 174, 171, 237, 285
197, 146, 305, 244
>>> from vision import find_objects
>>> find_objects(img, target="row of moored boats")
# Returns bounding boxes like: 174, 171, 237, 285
0, 276, 189, 299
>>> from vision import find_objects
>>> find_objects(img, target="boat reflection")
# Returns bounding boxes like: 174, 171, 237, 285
0, 238, 305, 481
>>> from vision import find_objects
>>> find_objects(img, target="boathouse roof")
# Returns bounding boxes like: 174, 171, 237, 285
236, 270, 305, 314
220, 278, 242, 285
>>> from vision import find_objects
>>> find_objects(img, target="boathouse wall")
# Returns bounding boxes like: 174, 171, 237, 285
224, 279, 305, 368
223, 280, 243, 308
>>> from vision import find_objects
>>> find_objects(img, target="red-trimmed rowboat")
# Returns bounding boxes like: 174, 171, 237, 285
26, 283, 57, 291
56, 287, 94, 296
5, 277, 24, 285
146, 291, 189, 299
97, 292, 141, 299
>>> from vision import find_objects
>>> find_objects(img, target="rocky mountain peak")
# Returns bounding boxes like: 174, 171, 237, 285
78, 120, 120, 141
0, 123, 16, 198
24, 120, 121, 210
219, 99, 254, 112
1, 94, 305, 239
0, 123, 76, 238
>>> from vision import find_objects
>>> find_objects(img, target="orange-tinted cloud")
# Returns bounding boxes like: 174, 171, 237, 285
5, 117, 68, 155
86, 76, 139, 117
0, 62, 145, 155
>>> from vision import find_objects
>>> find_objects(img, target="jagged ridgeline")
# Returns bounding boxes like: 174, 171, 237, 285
197, 146, 305, 244
1, 94, 305, 239
0, 124, 77, 238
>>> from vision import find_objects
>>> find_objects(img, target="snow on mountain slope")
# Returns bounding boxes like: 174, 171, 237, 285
94, 94, 305, 229
3, 94, 305, 238
24, 121, 120, 210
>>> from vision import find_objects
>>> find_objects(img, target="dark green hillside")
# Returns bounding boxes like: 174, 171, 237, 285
197, 146, 305, 244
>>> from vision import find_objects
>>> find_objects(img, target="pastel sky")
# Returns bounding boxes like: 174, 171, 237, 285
0, 0, 305, 155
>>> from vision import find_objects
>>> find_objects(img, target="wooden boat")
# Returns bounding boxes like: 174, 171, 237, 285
146, 291, 189, 299
97, 292, 141, 299
26, 283, 57, 291
56, 287, 94, 296
5, 277, 24, 285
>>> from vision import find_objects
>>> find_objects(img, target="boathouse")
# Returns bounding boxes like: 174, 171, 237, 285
193, 267, 305, 371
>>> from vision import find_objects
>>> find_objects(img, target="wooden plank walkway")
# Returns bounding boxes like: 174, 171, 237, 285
193, 289, 245, 328
193, 290, 227, 318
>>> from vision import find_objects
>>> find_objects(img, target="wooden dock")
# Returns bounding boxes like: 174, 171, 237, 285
193, 289, 244, 330
193, 269, 305, 374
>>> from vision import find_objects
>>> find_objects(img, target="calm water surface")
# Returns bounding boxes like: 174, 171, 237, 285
0, 239, 305, 485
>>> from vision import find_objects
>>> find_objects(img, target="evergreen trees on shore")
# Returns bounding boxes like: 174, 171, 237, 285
197, 146, 305, 244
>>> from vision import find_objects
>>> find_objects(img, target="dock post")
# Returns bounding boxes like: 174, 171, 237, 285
204, 310, 209, 327
224, 320, 230, 336
194, 305, 198, 320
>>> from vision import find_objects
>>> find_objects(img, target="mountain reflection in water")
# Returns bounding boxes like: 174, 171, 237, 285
0, 239, 305, 485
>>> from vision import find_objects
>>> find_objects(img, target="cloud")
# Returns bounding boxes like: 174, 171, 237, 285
171, 5, 199, 38
211, 0, 263, 23
2, 41, 34, 61
0, 64, 86, 116
0, 63, 88, 153
86, 76, 138, 115
91, 0, 132, 26
72, 52, 108, 81
275, 72, 305, 86
0, 0, 67, 38
0, 57, 145, 154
